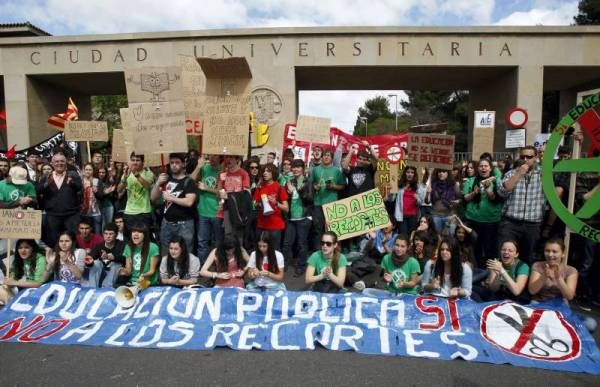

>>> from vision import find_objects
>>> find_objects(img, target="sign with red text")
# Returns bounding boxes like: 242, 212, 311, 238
407, 133, 455, 170
0, 209, 42, 240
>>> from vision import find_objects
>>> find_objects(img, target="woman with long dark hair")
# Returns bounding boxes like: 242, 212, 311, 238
246, 232, 285, 290
159, 236, 200, 287
200, 235, 249, 288
394, 166, 426, 236
97, 165, 117, 228
305, 231, 347, 293
119, 223, 160, 285
4, 239, 46, 289
253, 163, 289, 249
426, 169, 460, 236
421, 238, 472, 298
43, 231, 86, 283
81, 162, 104, 235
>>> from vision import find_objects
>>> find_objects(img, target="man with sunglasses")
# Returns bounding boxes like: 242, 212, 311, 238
497, 145, 545, 263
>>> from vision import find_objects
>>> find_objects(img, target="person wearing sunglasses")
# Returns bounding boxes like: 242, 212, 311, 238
497, 145, 544, 264
305, 231, 347, 293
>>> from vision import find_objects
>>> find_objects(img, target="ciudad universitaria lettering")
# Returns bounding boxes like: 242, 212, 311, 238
28, 40, 513, 66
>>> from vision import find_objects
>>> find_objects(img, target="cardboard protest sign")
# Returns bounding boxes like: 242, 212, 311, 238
375, 160, 401, 198
120, 101, 187, 155
125, 66, 182, 104
407, 133, 455, 170
473, 110, 495, 156
295, 115, 331, 144
199, 95, 250, 156
505, 128, 526, 149
0, 209, 42, 240
63, 121, 108, 142
179, 55, 206, 136
110, 129, 128, 163
323, 189, 391, 241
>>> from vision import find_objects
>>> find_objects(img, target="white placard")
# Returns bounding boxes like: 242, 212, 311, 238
474, 111, 496, 129
505, 129, 526, 149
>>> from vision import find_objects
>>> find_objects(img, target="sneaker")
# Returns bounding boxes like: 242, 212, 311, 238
353, 280, 366, 291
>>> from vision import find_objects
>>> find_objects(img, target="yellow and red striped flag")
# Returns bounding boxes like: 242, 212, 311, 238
48, 97, 79, 129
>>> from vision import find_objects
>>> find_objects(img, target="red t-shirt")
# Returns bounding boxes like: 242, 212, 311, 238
402, 188, 418, 216
76, 234, 103, 252
253, 181, 288, 230
217, 168, 250, 218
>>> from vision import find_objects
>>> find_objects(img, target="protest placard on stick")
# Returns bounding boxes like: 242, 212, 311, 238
473, 110, 495, 156
0, 209, 42, 240
63, 121, 108, 142
407, 133, 455, 170
295, 115, 331, 145
323, 189, 391, 241
125, 66, 183, 104
199, 95, 250, 156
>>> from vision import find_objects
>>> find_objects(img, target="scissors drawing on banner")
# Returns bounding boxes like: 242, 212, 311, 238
494, 304, 569, 357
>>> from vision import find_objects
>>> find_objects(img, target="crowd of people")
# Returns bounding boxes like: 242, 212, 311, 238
0, 136, 598, 330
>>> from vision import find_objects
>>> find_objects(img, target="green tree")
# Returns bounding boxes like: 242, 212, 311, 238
574, 0, 600, 25
90, 95, 128, 152
353, 96, 394, 135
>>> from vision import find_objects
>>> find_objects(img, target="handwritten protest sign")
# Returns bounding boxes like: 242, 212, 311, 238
179, 55, 206, 136
407, 133, 455, 170
323, 189, 391, 240
199, 95, 250, 155
110, 129, 128, 163
0, 209, 42, 240
125, 66, 182, 104
375, 160, 402, 198
120, 101, 187, 155
473, 110, 495, 156
295, 115, 331, 144
63, 121, 108, 142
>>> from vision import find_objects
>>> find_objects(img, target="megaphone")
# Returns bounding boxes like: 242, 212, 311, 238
261, 193, 275, 216
114, 278, 150, 309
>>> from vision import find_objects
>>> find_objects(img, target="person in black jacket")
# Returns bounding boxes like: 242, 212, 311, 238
37, 149, 82, 247
86, 223, 126, 287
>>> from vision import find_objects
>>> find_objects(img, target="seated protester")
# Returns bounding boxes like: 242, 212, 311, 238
361, 224, 396, 263
43, 231, 87, 284
119, 223, 160, 286
4, 239, 47, 290
410, 231, 436, 272
410, 214, 439, 249
529, 238, 596, 332
159, 236, 201, 287
363, 234, 421, 297
305, 231, 347, 293
421, 238, 472, 299
453, 216, 485, 283
473, 240, 529, 302
246, 232, 286, 290
88, 223, 126, 288
76, 220, 103, 255
200, 235, 249, 288
113, 213, 125, 241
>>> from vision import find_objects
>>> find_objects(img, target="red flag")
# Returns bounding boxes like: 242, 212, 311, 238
48, 97, 79, 129
6, 145, 16, 160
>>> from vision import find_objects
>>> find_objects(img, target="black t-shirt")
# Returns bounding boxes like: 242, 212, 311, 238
345, 164, 375, 197
163, 176, 196, 222
90, 240, 126, 265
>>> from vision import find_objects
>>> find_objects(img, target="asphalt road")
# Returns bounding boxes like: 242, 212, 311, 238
1, 272, 600, 386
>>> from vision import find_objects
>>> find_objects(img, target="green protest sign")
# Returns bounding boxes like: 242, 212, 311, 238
542, 91, 600, 242
323, 189, 392, 241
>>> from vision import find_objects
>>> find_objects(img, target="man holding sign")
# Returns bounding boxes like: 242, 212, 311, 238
117, 154, 155, 238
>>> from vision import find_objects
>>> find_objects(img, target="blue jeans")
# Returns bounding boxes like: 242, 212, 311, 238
433, 215, 456, 237
160, 219, 195, 256
197, 216, 223, 263
101, 204, 114, 230
282, 218, 311, 268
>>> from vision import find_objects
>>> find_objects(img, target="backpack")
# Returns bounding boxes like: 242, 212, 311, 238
225, 190, 253, 228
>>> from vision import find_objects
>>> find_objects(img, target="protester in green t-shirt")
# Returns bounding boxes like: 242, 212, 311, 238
117, 153, 155, 236
305, 231, 347, 293
120, 223, 160, 285
4, 239, 46, 289
0, 166, 37, 209
363, 234, 421, 297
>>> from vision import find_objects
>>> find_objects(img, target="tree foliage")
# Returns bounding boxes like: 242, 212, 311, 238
90, 95, 128, 152
574, 0, 600, 25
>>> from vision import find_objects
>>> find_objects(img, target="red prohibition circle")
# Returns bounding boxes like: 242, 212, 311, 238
507, 108, 528, 129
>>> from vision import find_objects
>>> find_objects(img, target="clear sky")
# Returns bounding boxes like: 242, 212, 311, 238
1, 0, 580, 132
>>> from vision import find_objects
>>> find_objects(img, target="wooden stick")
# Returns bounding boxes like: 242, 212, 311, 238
86, 141, 91, 163
6, 238, 11, 281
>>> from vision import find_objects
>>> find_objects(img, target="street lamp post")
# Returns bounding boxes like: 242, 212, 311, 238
388, 94, 399, 133
359, 116, 368, 136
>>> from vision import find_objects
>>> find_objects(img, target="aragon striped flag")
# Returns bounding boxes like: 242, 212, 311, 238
47, 97, 79, 129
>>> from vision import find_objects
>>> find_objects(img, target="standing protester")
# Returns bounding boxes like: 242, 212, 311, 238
81, 163, 104, 234
191, 154, 223, 264
394, 166, 426, 236
426, 168, 460, 237
91, 152, 104, 170
341, 142, 377, 197
217, 155, 251, 245
37, 150, 82, 247
310, 149, 346, 249
25, 150, 41, 181
117, 153, 155, 238
0, 166, 37, 209
97, 165, 117, 228
0, 157, 9, 180
497, 146, 545, 264
151, 153, 197, 255
253, 164, 289, 250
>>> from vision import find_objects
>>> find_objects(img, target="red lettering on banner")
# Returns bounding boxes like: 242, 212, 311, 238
0, 315, 44, 339
447, 298, 461, 331
415, 296, 445, 330
19, 319, 70, 342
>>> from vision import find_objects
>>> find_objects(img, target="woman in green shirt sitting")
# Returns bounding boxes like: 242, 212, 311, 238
4, 239, 47, 290
305, 231, 347, 293
119, 223, 160, 286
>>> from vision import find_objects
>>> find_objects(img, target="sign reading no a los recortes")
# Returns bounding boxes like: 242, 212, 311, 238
407, 133, 455, 170
0, 209, 42, 240
323, 189, 391, 240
